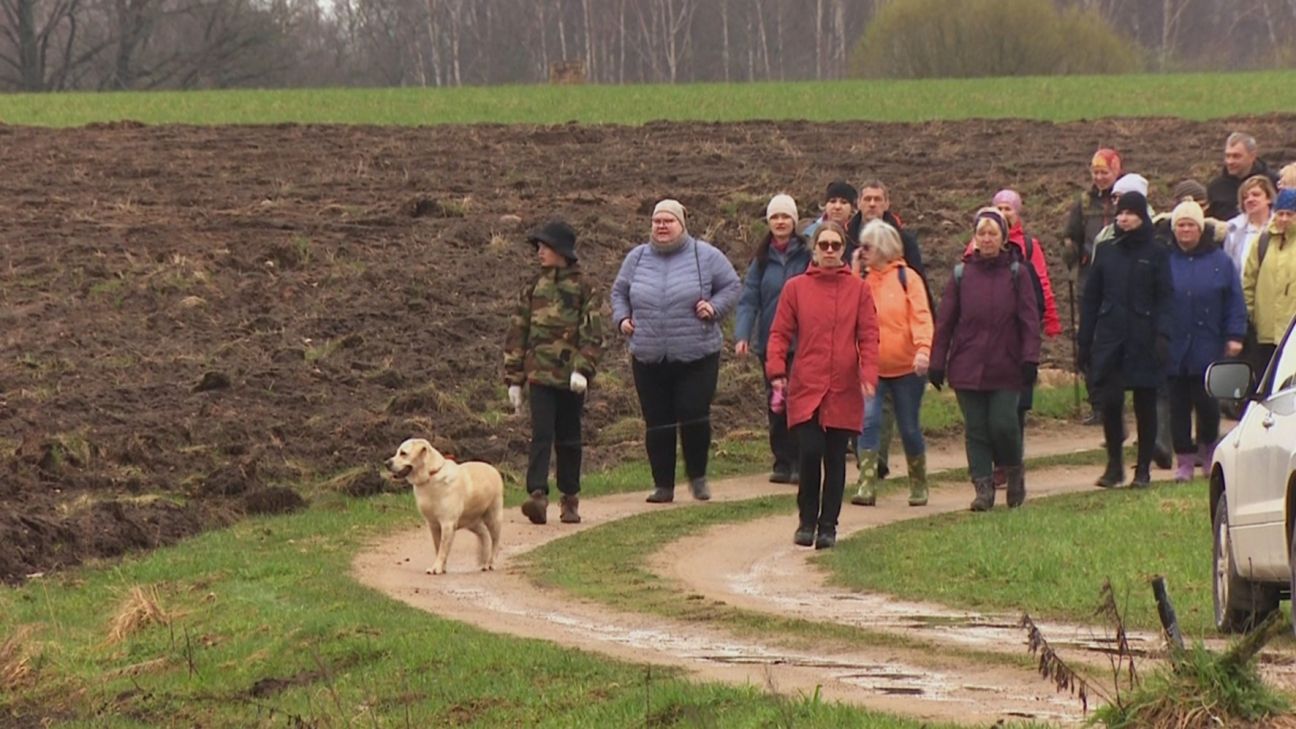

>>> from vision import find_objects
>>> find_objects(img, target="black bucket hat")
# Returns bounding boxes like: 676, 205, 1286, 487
528, 220, 578, 262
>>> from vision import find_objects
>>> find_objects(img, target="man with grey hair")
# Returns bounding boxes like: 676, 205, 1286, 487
1207, 132, 1280, 220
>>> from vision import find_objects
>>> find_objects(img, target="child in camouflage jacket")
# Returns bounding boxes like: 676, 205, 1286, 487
504, 221, 604, 525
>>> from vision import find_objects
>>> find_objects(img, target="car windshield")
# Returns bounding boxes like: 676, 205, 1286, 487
1264, 320, 1296, 394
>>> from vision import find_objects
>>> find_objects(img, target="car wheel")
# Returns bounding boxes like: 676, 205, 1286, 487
1213, 496, 1279, 632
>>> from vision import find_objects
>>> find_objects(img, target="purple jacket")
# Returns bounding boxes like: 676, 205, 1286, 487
931, 250, 1041, 392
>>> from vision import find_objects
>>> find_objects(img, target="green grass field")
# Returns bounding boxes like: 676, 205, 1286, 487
0, 449, 967, 728
2, 70, 1295, 127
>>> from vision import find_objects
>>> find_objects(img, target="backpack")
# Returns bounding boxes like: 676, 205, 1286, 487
953, 244, 1046, 325
1256, 230, 1273, 268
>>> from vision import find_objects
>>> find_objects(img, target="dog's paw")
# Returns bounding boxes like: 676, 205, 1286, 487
426, 566, 445, 576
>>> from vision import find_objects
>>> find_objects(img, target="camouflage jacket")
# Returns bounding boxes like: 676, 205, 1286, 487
503, 265, 604, 389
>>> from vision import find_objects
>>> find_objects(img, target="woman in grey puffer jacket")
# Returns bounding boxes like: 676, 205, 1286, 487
611, 199, 742, 504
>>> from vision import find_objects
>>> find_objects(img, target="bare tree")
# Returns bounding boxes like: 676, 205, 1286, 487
0, 0, 87, 90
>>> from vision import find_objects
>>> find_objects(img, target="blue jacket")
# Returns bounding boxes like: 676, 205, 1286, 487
1166, 241, 1247, 376
734, 235, 812, 358
611, 235, 741, 363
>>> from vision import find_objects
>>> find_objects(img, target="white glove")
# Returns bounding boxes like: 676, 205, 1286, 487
508, 385, 523, 413
569, 372, 588, 394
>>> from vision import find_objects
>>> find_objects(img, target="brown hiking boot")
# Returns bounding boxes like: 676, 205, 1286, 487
521, 490, 548, 524
559, 493, 581, 524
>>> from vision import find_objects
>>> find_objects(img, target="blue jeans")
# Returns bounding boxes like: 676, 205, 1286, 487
860, 374, 926, 457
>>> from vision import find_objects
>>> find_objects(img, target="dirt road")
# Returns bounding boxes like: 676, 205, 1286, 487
353, 422, 1162, 725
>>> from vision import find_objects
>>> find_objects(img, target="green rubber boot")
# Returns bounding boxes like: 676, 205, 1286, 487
906, 453, 928, 506
850, 450, 879, 506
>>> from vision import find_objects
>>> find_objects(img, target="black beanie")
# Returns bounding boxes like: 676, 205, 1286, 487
1115, 191, 1148, 217
528, 220, 578, 262
1115, 191, 1153, 229
825, 180, 857, 204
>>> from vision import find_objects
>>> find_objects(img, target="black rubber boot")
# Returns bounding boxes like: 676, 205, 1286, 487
1005, 465, 1026, 508
1131, 465, 1152, 488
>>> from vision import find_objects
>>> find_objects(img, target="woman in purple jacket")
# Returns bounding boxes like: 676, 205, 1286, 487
930, 209, 1041, 511
1165, 200, 1246, 482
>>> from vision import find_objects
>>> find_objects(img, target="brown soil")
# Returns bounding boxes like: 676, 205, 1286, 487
3, 116, 1295, 582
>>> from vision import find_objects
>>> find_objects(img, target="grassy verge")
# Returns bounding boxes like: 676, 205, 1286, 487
822, 480, 1214, 635
2, 71, 1295, 126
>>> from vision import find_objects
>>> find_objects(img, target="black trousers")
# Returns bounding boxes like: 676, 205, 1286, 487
796, 415, 850, 535
1167, 375, 1220, 454
761, 352, 798, 473
632, 353, 720, 491
1100, 383, 1157, 470
527, 384, 584, 495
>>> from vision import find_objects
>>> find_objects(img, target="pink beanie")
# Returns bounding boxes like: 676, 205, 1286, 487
992, 189, 1023, 216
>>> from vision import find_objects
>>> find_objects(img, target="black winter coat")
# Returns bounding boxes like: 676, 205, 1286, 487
1206, 159, 1279, 221
1077, 221, 1174, 389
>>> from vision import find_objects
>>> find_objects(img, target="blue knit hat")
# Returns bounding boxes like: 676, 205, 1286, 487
1275, 188, 1296, 213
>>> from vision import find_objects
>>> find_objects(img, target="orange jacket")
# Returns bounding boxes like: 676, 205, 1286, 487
865, 260, 933, 378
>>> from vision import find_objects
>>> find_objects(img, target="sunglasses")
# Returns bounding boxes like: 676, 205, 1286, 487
816, 240, 844, 252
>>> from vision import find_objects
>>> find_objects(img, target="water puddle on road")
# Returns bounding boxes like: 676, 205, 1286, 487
729, 553, 1163, 660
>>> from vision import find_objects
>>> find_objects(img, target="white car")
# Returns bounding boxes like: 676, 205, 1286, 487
1206, 316, 1296, 633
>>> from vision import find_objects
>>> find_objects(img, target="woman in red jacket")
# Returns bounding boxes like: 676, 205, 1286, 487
767, 222, 880, 549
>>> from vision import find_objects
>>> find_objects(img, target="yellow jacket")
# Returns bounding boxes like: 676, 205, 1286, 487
1243, 223, 1296, 345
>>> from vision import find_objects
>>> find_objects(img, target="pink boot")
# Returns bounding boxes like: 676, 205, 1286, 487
1174, 453, 1195, 483
1197, 442, 1214, 479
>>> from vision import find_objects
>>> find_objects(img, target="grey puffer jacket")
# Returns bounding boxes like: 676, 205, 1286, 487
611, 235, 741, 363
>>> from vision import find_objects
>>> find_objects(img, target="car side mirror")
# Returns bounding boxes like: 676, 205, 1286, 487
1205, 360, 1255, 401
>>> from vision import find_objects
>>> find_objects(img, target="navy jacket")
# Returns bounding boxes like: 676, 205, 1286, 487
1166, 240, 1247, 376
734, 234, 812, 358
1078, 223, 1174, 388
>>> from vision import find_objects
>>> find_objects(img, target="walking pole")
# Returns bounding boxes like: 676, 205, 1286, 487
1068, 278, 1081, 418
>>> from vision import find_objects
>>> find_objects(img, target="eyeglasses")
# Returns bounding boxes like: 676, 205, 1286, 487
816, 240, 844, 252
859, 243, 873, 252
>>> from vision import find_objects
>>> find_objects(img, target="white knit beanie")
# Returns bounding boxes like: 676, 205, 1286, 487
766, 193, 798, 221
652, 199, 687, 229
1111, 173, 1149, 198
1171, 200, 1205, 230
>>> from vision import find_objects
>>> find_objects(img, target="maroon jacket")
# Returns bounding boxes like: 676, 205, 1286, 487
766, 265, 880, 432
931, 249, 1041, 392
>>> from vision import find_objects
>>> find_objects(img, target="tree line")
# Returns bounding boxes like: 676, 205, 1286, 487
2, 0, 1293, 92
